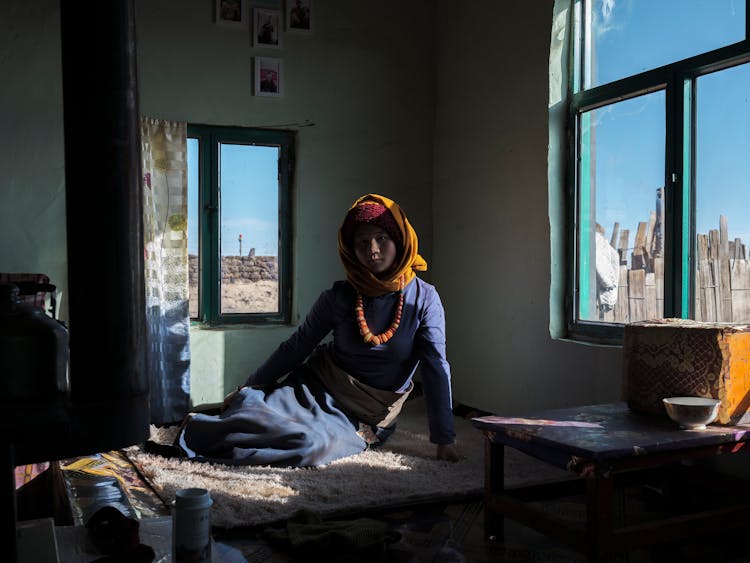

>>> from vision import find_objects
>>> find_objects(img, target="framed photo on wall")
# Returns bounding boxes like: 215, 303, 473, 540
254, 57, 283, 97
216, 0, 244, 27
286, 0, 312, 33
254, 8, 282, 48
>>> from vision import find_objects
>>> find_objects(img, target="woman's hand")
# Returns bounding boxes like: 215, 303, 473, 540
436, 443, 460, 462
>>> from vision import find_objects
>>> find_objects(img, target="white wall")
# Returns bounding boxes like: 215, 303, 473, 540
0, 0, 437, 407
1, 0, 625, 414
431, 0, 623, 415
1, 1, 67, 317
137, 0, 438, 405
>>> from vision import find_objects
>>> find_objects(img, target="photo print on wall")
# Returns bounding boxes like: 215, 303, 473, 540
216, 0, 245, 27
254, 56, 282, 97
286, 0, 312, 33
254, 8, 282, 48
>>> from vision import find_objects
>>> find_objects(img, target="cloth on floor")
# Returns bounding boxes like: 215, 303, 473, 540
261, 509, 394, 557
180, 368, 367, 467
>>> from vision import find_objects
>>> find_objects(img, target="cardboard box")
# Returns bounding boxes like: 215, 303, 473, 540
623, 318, 750, 425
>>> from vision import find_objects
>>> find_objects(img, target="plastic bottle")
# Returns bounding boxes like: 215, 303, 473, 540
172, 488, 212, 562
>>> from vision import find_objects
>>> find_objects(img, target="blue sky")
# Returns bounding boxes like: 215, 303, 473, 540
188, 141, 280, 256
696, 64, 750, 244
591, 0, 749, 247
592, 0, 745, 87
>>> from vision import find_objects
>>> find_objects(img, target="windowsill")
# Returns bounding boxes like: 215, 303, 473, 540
189, 320, 296, 330
554, 335, 623, 349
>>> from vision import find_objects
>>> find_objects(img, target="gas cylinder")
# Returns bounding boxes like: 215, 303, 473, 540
0, 283, 68, 403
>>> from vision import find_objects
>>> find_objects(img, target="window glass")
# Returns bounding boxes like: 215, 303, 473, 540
568, 0, 749, 342
186, 125, 292, 324
578, 91, 665, 323
694, 62, 750, 322
218, 143, 280, 315
585, 0, 745, 89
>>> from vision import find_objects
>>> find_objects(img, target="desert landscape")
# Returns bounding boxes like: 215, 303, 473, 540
189, 279, 278, 316
222, 280, 278, 314
189, 255, 279, 317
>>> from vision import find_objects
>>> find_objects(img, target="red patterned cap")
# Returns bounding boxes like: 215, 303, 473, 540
341, 202, 403, 248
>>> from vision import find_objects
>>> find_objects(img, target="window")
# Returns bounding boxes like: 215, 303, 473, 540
187, 125, 294, 324
568, 0, 749, 342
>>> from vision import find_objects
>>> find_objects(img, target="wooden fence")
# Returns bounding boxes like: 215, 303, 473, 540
599, 214, 750, 324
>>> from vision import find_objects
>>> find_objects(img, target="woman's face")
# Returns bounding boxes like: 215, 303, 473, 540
353, 223, 398, 276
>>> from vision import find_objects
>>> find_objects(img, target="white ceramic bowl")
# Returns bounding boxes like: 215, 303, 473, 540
662, 397, 721, 430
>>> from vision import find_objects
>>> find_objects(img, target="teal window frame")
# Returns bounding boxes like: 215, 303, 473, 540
188, 124, 295, 325
566, 0, 750, 343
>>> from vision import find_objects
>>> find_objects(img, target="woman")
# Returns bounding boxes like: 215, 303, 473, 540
174, 194, 459, 467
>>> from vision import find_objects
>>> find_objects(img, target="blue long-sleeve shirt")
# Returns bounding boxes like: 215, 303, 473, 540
245, 277, 456, 445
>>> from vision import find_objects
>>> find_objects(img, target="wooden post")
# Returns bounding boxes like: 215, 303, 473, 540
708, 230, 723, 321
654, 257, 664, 318
645, 210, 656, 271
632, 222, 648, 271
614, 265, 629, 324
698, 234, 717, 322
695, 266, 702, 322
734, 238, 744, 261
617, 230, 629, 266
610, 222, 620, 250
718, 217, 732, 322
731, 259, 750, 322
645, 272, 657, 320
628, 268, 646, 321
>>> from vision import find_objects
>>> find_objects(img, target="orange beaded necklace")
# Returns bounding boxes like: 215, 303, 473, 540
355, 275, 405, 346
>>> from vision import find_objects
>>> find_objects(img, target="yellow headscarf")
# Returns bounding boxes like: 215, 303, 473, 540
338, 194, 427, 297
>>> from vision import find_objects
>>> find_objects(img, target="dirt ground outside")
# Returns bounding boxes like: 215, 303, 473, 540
189, 280, 278, 316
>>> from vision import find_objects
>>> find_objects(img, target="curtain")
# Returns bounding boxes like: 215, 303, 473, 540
141, 117, 191, 424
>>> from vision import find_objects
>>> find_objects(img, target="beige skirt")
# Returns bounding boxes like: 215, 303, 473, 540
306, 344, 413, 428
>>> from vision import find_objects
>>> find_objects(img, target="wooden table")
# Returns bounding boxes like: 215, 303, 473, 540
472, 402, 750, 562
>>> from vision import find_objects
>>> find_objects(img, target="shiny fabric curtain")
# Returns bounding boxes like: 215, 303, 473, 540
141, 117, 191, 424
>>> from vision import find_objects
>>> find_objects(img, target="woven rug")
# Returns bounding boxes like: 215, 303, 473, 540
125, 399, 570, 530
